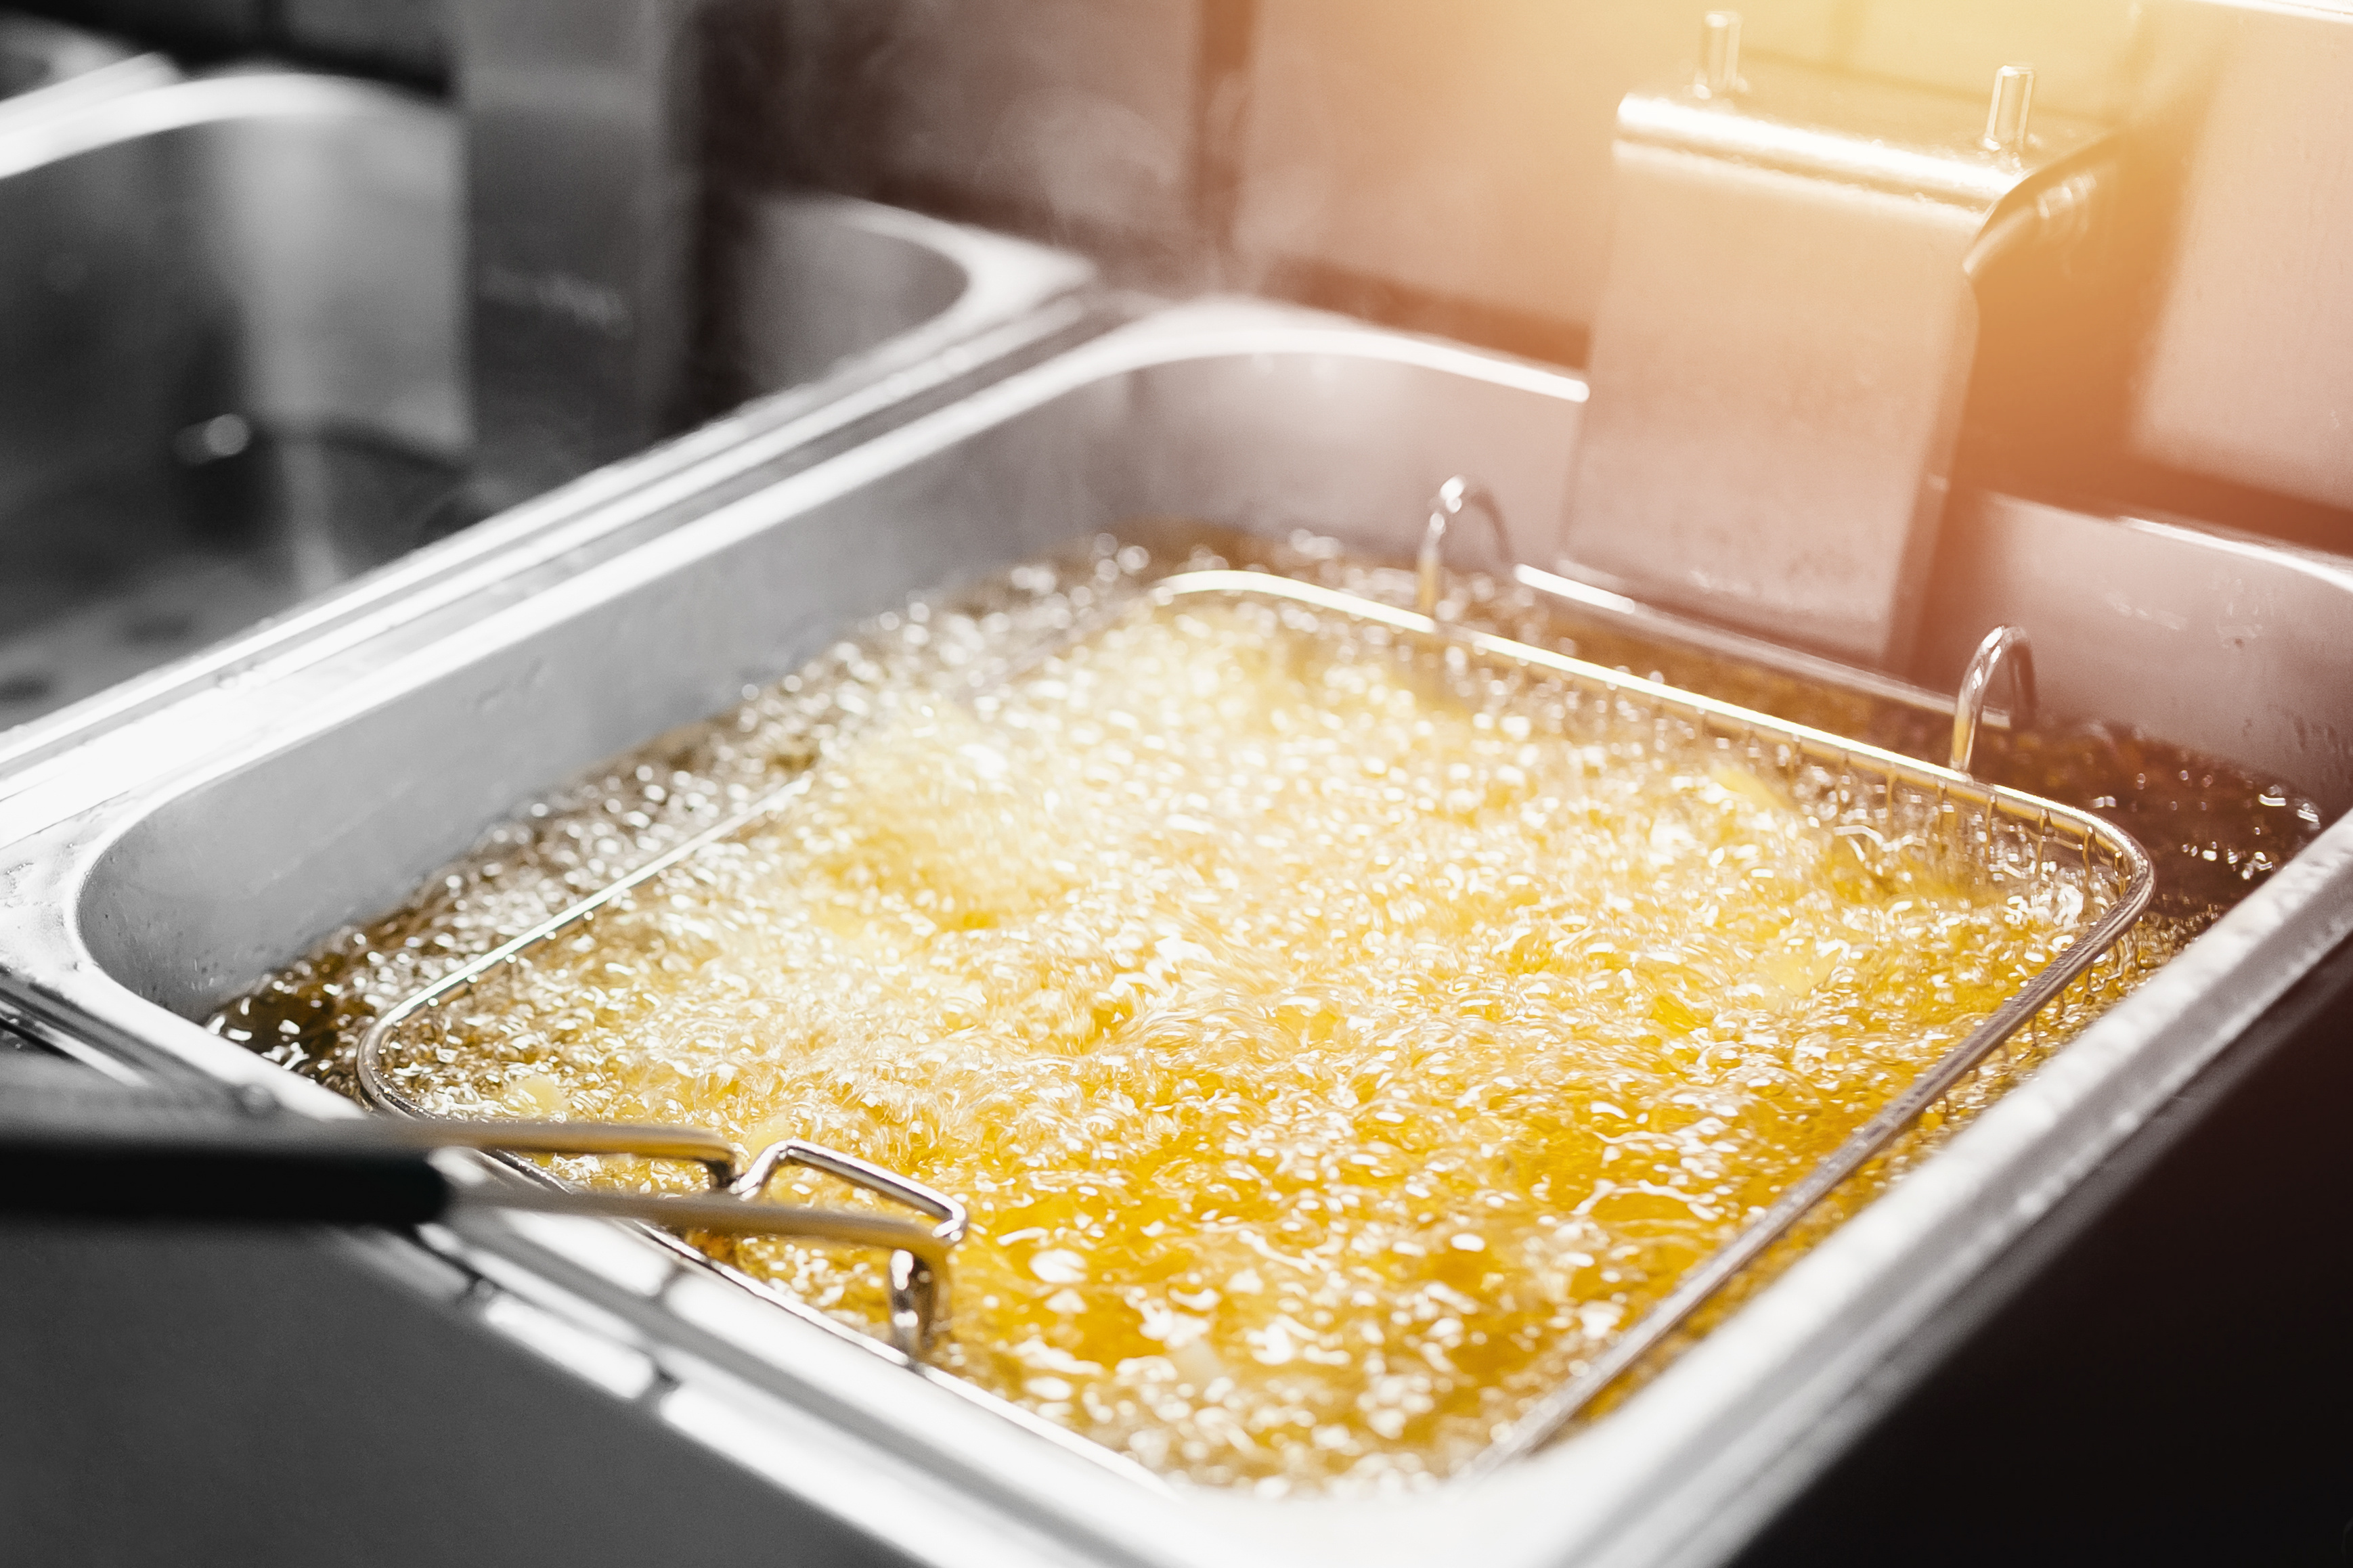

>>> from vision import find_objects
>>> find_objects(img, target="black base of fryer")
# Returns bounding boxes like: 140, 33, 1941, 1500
1736, 933, 2353, 1567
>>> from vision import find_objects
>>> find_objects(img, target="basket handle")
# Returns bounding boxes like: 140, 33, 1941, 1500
1951, 625, 2038, 776
732, 1138, 969, 1358
0, 1052, 965, 1361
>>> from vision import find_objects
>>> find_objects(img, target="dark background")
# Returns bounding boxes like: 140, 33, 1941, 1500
1740, 937, 2353, 1568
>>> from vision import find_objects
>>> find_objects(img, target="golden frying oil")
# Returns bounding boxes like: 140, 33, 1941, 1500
215, 535, 2310, 1494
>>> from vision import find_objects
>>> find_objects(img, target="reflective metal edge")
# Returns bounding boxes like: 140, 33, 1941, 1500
0, 105, 1104, 784
0, 14, 175, 137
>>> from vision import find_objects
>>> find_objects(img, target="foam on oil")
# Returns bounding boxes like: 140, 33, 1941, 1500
217, 534, 2312, 1492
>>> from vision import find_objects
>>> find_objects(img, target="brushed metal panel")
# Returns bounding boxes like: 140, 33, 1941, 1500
2130, 3, 2353, 511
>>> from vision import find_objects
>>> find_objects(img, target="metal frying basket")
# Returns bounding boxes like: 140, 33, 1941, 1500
356, 533, 2153, 1475
358, 909, 968, 1360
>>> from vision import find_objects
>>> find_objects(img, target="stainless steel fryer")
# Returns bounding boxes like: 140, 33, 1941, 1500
0, 63, 1095, 738
2, 298, 2350, 1568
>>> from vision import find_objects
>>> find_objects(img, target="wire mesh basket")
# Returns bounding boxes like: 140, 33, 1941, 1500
357, 550, 2152, 1469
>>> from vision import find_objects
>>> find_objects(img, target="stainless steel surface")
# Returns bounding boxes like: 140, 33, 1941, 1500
0, 66, 1093, 739
2128, 2, 2353, 512
773, 0, 1209, 255
1426, 473, 2029, 734
1511, 557, 2023, 730
1, 14, 123, 97
0, 299, 2349, 1568
458, 0, 1114, 506
280, 0, 448, 83
1231, 3, 2147, 347
721, 191, 1096, 409
1562, 46, 2111, 667
459, 0, 701, 506
1916, 494, 2353, 805
0, 68, 465, 730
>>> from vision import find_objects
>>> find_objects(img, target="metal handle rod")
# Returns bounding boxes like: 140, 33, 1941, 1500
1982, 63, 2036, 154
1698, 11, 1742, 97
0, 1051, 961, 1356
383, 1117, 739, 1188
429, 1116, 963, 1356
469, 1184, 954, 1281
733, 1137, 967, 1239
477, 1174, 953, 1360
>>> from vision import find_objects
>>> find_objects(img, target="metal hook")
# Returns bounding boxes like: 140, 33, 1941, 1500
732, 1137, 969, 1358
1416, 476, 1515, 620
1951, 624, 2037, 775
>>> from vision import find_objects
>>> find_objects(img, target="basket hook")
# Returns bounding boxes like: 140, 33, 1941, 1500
1416, 476, 1515, 620
733, 1138, 969, 1359
1951, 624, 2038, 776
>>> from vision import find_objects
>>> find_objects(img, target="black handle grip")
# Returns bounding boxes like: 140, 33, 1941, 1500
0, 1050, 452, 1228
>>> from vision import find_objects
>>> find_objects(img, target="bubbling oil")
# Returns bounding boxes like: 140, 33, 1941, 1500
215, 534, 2311, 1494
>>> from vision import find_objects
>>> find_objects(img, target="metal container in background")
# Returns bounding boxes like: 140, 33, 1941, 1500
0, 68, 462, 727
715, 189, 1095, 411
0, 64, 1094, 740
1, 298, 2348, 1568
